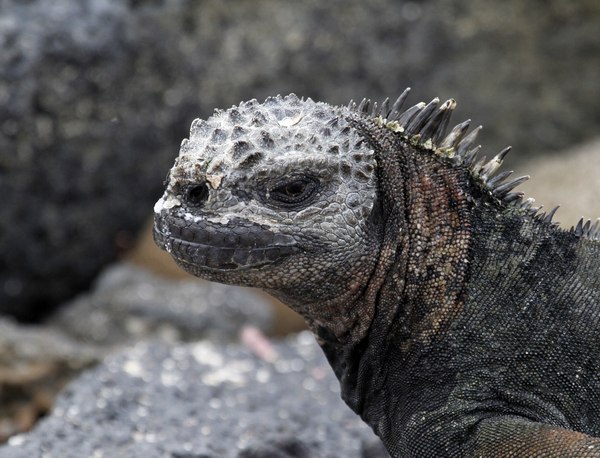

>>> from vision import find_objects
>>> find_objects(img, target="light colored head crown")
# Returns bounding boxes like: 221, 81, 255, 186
168, 94, 373, 192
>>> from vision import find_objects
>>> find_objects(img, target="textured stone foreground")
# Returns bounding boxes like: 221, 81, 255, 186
0, 263, 273, 444
0, 333, 387, 458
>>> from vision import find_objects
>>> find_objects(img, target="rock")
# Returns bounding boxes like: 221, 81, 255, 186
0, 333, 388, 458
516, 137, 600, 228
0, 0, 188, 320
1, 0, 599, 321
0, 262, 273, 443
49, 262, 273, 347
0, 318, 100, 442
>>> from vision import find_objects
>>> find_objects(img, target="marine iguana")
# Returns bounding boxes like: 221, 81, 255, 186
153, 89, 600, 457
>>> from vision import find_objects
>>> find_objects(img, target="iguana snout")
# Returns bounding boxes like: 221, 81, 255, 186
153, 211, 300, 271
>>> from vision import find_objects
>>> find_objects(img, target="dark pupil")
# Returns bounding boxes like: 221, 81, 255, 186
284, 181, 306, 197
187, 184, 209, 206
267, 177, 318, 206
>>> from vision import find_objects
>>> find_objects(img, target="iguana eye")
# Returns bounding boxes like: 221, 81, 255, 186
266, 176, 319, 207
280, 181, 307, 198
185, 183, 209, 207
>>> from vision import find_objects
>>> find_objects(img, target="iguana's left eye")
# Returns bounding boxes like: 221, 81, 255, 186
264, 176, 319, 208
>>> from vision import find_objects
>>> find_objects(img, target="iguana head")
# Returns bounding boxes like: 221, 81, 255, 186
153, 94, 383, 319
154, 90, 577, 341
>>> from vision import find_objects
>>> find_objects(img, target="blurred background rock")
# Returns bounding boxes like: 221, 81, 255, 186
0, 0, 598, 451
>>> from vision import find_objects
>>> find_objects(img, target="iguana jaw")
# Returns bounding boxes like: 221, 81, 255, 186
153, 206, 380, 309
153, 211, 301, 274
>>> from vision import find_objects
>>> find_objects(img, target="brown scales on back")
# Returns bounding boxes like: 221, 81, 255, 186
153, 88, 600, 457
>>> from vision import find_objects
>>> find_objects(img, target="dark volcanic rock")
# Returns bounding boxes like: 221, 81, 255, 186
1, 0, 598, 319
0, 333, 388, 458
49, 262, 273, 347
0, 262, 272, 443
0, 317, 99, 442
0, 0, 190, 320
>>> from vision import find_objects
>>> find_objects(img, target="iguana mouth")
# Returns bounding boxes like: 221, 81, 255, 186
153, 213, 300, 271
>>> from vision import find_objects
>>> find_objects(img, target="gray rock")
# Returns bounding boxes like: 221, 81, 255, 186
2, 0, 598, 320
0, 317, 100, 442
0, 262, 272, 442
49, 262, 273, 347
0, 0, 188, 320
0, 333, 388, 458
516, 137, 600, 228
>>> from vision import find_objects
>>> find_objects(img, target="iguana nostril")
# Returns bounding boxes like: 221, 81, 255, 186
186, 183, 209, 207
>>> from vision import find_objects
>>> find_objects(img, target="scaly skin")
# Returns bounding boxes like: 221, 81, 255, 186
153, 91, 600, 457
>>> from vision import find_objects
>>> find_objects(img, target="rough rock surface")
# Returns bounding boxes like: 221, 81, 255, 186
1, 0, 599, 320
0, 262, 273, 443
0, 318, 99, 442
49, 263, 273, 347
0, 0, 186, 320
0, 333, 388, 458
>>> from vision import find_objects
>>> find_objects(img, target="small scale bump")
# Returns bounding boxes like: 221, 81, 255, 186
261, 131, 275, 149
247, 249, 266, 265
265, 247, 283, 262
251, 112, 267, 126
232, 126, 247, 139
353, 169, 370, 182
210, 128, 227, 144
345, 193, 361, 208
272, 108, 284, 120
232, 141, 251, 159
232, 248, 250, 266
237, 152, 264, 170
228, 108, 242, 123
320, 127, 331, 137
313, 109, 326, 119
340, 162, 352, 178
191, 119, 211, 136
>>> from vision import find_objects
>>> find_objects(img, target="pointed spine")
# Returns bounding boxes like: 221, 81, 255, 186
486, 170, 513, 188
480, 147, 512, 180
463, 145, 482, 166
370, 101, 379, 117
574, 218, 585, 236
493, 175, 529, 197
357, 98, 370, 115
589, 219, 600, 240
418, 99, 456, 144
440, 119, 471, 150
503, 192, 524, 203
395, 102, 426, 127
389, 88, 411, 120
405, 98, 439, 134
544, 206, 560, 224
456, 126, 482, 157
380, 98, 390, 118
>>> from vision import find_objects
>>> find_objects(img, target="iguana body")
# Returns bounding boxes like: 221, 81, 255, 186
153, 90, 600, 457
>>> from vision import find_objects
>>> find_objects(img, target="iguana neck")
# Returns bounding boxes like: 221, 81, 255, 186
313, 120, 475, 436
320, 192, 600, 454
